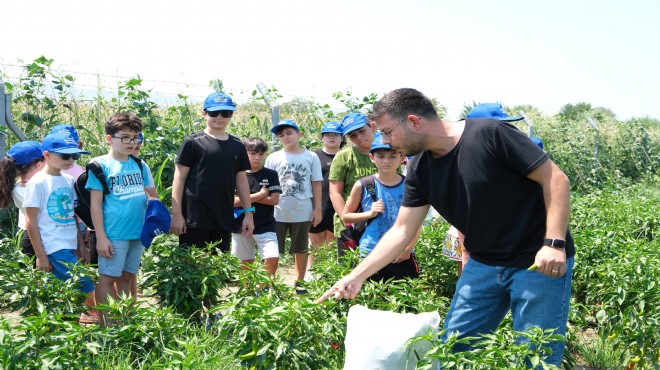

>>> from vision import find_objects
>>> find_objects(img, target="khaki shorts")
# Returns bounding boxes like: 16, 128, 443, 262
275, 221, 311, 254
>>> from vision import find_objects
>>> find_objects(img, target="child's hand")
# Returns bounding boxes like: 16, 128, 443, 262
96, 236, 115, 259
258, 185, 269, 198
370, 200, 384, 218
241, 214, 254, 237
170, 213, 187, 235
36, 255, 52, 272
393, 250, 411, 264
310, 208, 322, 227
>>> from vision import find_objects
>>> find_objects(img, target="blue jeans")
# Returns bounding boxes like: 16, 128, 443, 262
441, 256, 574, 367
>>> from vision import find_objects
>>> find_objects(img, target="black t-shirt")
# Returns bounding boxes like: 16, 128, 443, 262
176, 132, 250, 231
403, 118, 575, 267
314, 149, 337, 222
231, 167, 282, 234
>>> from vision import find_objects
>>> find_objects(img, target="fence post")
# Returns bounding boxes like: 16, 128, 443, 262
255, 82, 280, 129
518, 110, 534, 138
586, 117, 600, 162
0, 77, 6, 158
0, 76, 28, 159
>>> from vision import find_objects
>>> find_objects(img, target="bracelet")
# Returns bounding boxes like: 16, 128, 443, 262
243, 207, 256, 213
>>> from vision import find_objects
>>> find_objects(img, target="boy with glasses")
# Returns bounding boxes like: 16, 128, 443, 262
170, 92, 254, 253
85, 112, 153, 326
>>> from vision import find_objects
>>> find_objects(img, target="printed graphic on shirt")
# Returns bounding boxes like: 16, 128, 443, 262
277, 163, 309, 199
378, 192, 401, 236
108, 172, 145, 200
47, 187, 75, 224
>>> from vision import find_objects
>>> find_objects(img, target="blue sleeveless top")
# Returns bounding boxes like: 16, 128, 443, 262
358, 175, 405, 256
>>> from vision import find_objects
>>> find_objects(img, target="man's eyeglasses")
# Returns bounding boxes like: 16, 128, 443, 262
52, 153, 81, 160
112, 136, 141, 144
205, 110, 234, 118
379, 117, 407, 141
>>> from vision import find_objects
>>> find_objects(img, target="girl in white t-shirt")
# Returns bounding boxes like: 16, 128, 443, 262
0, 141, 45, 258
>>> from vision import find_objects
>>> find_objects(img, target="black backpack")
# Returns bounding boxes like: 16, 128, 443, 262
74, 155, 143, 230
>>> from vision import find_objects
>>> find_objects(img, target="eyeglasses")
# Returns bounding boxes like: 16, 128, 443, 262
379, 117, 407, 141
112, 136, 140, 144
52, 153, 81, 160
205, 110, 234, 118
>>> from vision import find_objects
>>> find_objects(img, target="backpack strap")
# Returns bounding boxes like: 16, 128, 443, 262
86, 161, 110, 196
128, 154, 144, 173
362, 175, 378, 201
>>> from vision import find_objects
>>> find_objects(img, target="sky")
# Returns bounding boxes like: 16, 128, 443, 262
1, 0, 659, 120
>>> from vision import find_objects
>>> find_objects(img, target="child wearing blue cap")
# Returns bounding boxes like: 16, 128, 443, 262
171, 92, 254, 253
306, 121, 344, 278
341, 132, 419, 281
329, 113, 378, 258
265, 119, 323, 294
0, 141, 45, 258
22, 132, 96, 316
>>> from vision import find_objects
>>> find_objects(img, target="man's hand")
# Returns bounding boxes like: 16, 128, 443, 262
316, 274, 365, 304
533, 246, 567, 277
369, 200, 384, 218
96, 236, 115, 259
170, 213, 187, 235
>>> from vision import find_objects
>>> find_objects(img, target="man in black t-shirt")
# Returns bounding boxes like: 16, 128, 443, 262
318, 88, 574, 367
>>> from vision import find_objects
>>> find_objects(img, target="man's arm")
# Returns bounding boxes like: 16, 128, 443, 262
170, 164, 190, 235
527, 159, 571, 276
235, 171, 254, 236
25, 207, 51, 272
317, 204, 430, 303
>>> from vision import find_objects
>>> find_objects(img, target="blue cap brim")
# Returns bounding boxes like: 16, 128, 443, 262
342, 122, 367, 136
50, 148, 91, 154
499, 116, 524, 122
271, 124, 299, 134
206, 106, 237, 112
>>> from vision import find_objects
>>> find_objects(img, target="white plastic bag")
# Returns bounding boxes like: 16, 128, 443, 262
343, 304, 441, 370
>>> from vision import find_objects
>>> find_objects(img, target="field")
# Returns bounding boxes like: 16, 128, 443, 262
0, 57, 659, 369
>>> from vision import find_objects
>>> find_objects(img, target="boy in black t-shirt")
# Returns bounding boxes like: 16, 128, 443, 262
170, 92, 254, 253
306, 121, 343, 279
231, 138, 282, 276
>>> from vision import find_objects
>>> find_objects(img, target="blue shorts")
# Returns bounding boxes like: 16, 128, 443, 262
98, 239, 144, 277
47, 249, 95, 293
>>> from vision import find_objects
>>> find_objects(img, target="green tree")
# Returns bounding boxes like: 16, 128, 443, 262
558, 102, 592, 121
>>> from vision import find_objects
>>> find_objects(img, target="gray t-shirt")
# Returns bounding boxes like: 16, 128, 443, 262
265, 150, 322, 223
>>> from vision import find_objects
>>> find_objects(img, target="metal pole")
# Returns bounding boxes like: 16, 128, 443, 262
256, 82, 280, 127
518, 110, 534, 138
587, 117, 600, 162
0, 77, 6, 158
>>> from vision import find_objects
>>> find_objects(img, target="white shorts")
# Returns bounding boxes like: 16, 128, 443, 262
231, 232, 279, 261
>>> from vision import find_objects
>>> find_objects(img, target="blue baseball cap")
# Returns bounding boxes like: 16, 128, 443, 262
340, 113, 369, 136
8, 141, 44, 166
321, 121, 342, 134
204, 92, 236, 112
42, 132, 90, 155
370, 131, 393, 153
466, 103, 523, 122
271, 119, 300, 134
49, 124, 79, 142
140, 200, 172, 249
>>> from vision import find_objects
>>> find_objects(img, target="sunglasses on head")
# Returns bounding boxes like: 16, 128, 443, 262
53, 152, 81, 160
205, 110, 233, 118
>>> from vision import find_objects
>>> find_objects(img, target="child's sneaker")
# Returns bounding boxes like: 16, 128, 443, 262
294, 281, 308, 295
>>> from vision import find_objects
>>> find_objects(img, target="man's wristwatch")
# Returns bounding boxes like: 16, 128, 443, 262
542, 238, 565, 249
